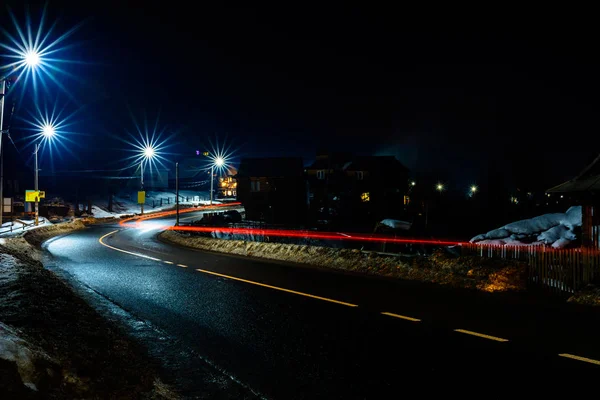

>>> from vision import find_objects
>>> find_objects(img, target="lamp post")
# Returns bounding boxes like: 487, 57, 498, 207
210, 156, 224, 205
33, 124, 55, 225
175, 161, 179, 226
0, 78, 5, 227
140, 146, 155, 215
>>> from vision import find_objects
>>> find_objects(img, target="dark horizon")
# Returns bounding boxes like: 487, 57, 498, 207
2, 2, 599, 193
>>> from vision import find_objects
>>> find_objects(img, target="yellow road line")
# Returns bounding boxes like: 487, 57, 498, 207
98, 230, 162, 261
559, 353, 600, 366
195, 268, 358, 307
164, 260, 174, 264
381, 311, 421, 322
454, 329, 509, 342
177, 264, 188, 268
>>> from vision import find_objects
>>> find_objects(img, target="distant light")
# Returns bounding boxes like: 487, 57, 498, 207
196, 150, 200, 156
42, 124, 55, 138
410, 181, 416, 186
436, 183, 444, 192
470, 185, 478, 193
560, 195, 564, 199
24, 50, 41, 67
215, 156, 225, 167
144, 146, 155, 158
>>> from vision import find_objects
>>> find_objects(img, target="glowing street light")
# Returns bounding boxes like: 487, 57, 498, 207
215, 156, 225, 167
470, 185, 478, 194
42, 124, 55, 138
139, 146, 155, 215
436, 183, 444, 192
410, 181, 416, 187
24, 50, 41, 67
144, 146, 155, 158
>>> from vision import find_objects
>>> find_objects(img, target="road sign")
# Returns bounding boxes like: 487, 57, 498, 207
137, 191, 145, 204
25, 190, 41, 202
2, 197, 12, 213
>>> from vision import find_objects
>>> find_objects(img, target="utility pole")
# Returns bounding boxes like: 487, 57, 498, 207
175, 161, 180, 226
210, 165, 214, 205
34, 143, 39, 226
0, 78, 5, 227
140, 160, 144, 215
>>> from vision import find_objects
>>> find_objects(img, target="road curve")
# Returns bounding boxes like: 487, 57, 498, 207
43, 211, 600, 398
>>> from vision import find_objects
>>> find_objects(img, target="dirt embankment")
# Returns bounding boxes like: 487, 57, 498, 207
160, 230, 528, 293
1, 221, 178, 399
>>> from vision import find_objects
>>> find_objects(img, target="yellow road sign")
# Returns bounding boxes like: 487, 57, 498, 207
38, 191, 45, 199
137, 191, 146, 204
25, 190, 41, 202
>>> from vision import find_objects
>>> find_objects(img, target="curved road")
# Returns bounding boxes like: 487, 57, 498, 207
43, 211, 600, 398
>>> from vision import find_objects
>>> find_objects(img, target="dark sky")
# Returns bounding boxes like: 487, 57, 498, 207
2, 1, 600, 191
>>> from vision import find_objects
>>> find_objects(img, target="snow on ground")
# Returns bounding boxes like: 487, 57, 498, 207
470, 206, 582, 248
0, 218, 52, 238
89, 189, 221, 218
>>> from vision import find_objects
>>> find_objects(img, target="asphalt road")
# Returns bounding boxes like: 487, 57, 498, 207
43, 211, 600, 398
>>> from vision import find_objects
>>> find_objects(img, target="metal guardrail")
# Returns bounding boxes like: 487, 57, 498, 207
0, 218, 47, 235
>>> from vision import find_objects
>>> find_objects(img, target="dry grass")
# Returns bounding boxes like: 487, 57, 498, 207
161, 231, 528, 292
568, 285, 600, 306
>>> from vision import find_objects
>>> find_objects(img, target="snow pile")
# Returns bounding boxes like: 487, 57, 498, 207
470, 206, 582, 249
379, 219, 412, 231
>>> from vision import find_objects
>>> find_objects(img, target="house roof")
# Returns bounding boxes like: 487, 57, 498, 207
345, 156, 408, 172
547, 153, 600, 193
237, 157, 304, 177
307, 154, 408, 172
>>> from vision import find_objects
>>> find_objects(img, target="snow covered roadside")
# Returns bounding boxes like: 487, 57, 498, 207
0, 218, 53, 238
160, 230, 528, 292
1, 232, 179, 397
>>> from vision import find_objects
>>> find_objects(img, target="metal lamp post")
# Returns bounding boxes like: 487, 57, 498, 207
210, 156, 224, 205
33, 124, 55, 225
140, 146, 155, 215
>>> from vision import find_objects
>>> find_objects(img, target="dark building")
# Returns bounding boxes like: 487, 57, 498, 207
236, 157, 306, 225
547, 153, 600, 248
306, 152, 409, 230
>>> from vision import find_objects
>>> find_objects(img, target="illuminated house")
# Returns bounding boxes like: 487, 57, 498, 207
306, 151, 409, 228
217, 175, 238, 199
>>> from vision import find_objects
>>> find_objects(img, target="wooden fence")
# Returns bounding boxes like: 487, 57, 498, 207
461, 243, 600, 295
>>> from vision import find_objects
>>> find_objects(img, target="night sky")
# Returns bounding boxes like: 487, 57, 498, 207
2, 2, 599, 192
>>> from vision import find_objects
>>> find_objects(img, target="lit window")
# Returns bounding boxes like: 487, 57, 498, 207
361, 192, 370, 202
356, 171, 364, 180
317, 170, 326, 180
227, 190, 232, 197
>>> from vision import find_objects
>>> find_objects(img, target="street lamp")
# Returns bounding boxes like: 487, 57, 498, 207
24, 50, 41, 68
139, 146, 155, 215
33, 123, 56, 225
470, 185, 478, 195
210, 156, 225, 205
436, 183, 444, 192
